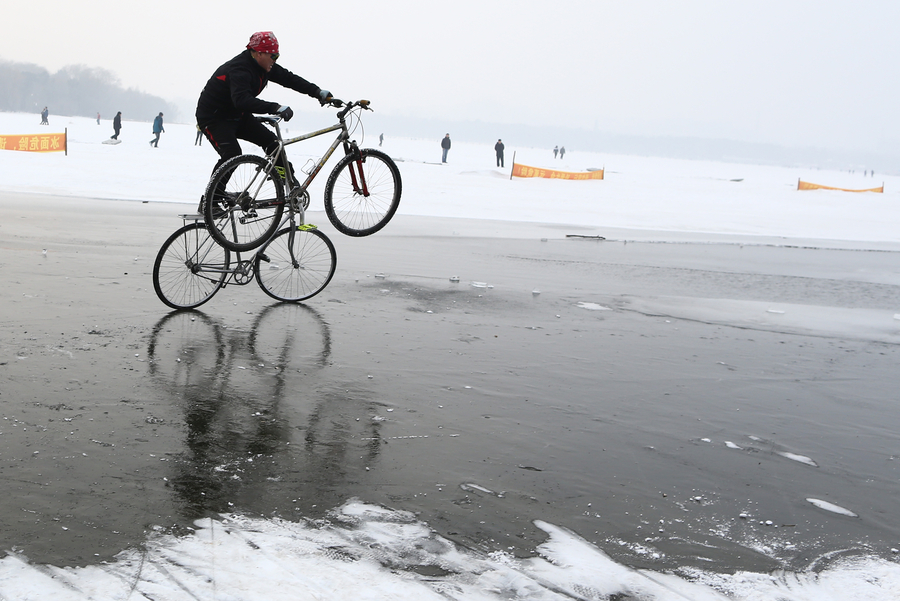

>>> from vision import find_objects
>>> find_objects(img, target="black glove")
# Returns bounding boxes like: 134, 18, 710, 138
277, 105, 294, 121
317, 89, 333, 105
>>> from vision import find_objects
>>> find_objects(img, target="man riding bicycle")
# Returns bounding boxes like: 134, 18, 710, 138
195, 31, 334, 212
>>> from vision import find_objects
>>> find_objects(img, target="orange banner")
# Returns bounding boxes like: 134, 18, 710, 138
512, 163, 604, 180
0, 132, 67, 153
798, 179, 883, 193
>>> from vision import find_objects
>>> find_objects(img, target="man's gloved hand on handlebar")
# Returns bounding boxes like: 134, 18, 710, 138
276, 105, 294, 121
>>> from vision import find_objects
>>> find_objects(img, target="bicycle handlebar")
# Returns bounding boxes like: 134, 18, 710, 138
336, 99, 372, 118
258, 99, 372, 126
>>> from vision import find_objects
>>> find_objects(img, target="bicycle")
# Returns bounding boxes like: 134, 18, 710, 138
152, 215, 336, 310
202, 99, 402, 253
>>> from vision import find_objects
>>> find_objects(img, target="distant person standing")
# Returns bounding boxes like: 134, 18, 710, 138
40, 107, 49, 125
494, 139, 505, 167
553, 145, 558, 159
379, 133, 383, 147
96, 112, 101, 125
150, 112, 165, 147
111, 111, 122, 139
559, 146, 566, 159
441, 133, 451, 163
195, 125, 204, 146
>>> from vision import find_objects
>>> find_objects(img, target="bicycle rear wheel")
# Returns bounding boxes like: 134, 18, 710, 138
204, 154, 285, 252
254, 226, 337, 302
153, 223, 231, 309
323, 148, 401, 237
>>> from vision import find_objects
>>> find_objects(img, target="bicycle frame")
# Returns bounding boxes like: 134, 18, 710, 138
276, 120, 347, 192
260, 100, 372, 210
194, 108, 360, 280
185, 101, 377, 286
182, 211, 312, 284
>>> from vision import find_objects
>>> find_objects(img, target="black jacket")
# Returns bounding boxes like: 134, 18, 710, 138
196, 50, 320, 127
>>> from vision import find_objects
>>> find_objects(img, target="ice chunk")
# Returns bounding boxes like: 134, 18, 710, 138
577, 302, 611, 311
778, 452, 818, 467
806, 498, 858, 517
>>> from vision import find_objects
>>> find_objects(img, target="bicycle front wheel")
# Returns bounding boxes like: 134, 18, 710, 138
205, 154, 285, 252
324, 148, 401, 237
254, 226, 337, 302
153, 223, 231, 309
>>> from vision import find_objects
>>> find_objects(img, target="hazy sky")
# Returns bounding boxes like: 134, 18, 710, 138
3, 0, 898, 152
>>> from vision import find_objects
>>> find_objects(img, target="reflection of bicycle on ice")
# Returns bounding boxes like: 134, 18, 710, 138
151, 99, 401, 310
146, 306, 385, 517
147, 304, 332, 388
146, 305, 347, 516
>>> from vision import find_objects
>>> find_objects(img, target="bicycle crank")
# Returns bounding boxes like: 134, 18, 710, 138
233, 260, 255, 284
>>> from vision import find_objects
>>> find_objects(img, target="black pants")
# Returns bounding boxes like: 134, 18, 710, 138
203, 114, 282, 175
201, 114, 291, 205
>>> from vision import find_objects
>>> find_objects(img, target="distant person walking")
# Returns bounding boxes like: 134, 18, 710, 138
111, 111, 122, 139
559, 146, 566, 159
379, 133, 383, 147
40, 107, 49, 125
195, 125, 204, 146
441, 133, 451, 163
494, 139, 505, 168
553, 146, 558, 159
150, 112, 165, 147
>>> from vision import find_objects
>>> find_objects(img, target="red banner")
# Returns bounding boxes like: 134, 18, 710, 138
798, 179, 883, 193
512, 162, 604, 180
0, 132, 67, 153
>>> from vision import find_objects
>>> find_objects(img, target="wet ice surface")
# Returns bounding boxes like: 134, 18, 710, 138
620, 295, 900, 344
4, 263, 900, 598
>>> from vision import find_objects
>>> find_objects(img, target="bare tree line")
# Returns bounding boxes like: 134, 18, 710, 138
0, 60, 176, 122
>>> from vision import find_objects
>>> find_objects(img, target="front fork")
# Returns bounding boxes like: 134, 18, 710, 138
286, 223, 319, 269
342, 141, 370, 197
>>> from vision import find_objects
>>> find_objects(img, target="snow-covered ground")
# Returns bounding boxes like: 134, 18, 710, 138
2, 111, 898, 246
2, 111, 899, 599
2, 499, 897, 601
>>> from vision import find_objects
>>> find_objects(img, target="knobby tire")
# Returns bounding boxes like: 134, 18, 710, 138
323, 148, 401, 237
204, 154, 285, 252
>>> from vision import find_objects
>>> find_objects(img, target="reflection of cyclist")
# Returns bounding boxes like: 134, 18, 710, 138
195, 31, 335, 211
